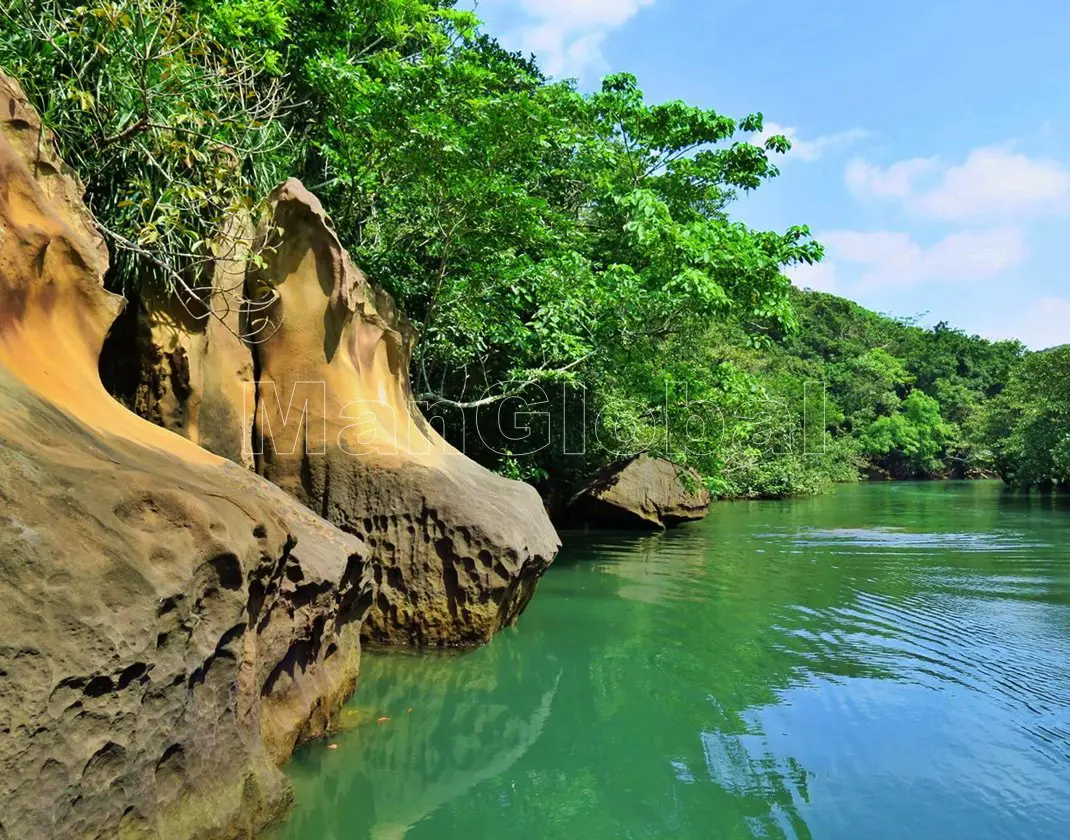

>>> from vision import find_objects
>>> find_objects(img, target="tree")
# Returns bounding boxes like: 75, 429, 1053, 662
0, 0, 297, 337
6, 0, 1027, 500
861, 390, 954, 478
983, 346, 1070, 489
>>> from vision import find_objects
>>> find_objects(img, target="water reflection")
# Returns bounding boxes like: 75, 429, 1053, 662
278, 644, 561, 840
276, 483, 1070, 840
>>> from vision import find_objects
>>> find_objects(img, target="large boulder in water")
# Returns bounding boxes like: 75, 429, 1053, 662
0, 71, 375, 839
569, 454, 711, 529
248, 179, 560, 647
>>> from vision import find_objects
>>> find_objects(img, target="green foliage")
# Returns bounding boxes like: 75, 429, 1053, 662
983, 346, 1070, 489
1, 0, 1038, 502
779, 290, 1025, 480
0, 0, 294, 293
860, 390, 955, 478
833, 348, 911, 424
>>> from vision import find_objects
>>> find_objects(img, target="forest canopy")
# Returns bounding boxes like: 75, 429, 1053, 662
1, 0, 1062, 500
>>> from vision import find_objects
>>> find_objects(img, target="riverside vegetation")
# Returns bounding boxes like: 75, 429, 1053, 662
2, 0, 1066, 501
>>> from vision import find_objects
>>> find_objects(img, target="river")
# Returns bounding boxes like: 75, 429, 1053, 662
269, 482, 1070, 840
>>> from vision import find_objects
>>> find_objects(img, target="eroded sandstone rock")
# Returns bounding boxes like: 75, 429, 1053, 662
99, 214, 258, 469
249, 179, 560, 646
0, 71, 373, 840
569, 454, 711, 529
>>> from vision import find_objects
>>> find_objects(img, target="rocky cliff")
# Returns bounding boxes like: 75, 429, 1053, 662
98, 214, 259, 470
98, 177, 561, 648
0, 71, 374, 839
0, 66, 560, 838
248, 180, 560, 647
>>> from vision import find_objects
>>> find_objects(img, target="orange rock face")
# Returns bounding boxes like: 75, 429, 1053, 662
0, 65, 560, 838
249, 180, 560, 646
0, 71, 374, 839
95, 176, 561, 648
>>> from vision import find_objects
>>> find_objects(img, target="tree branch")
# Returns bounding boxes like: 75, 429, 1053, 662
415, 353, 593, 409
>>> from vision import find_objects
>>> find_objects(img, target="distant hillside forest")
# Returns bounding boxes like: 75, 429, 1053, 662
2, 0, 1066, 500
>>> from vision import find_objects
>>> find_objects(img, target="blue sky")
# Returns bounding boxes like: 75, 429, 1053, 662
474, 0, 1070, 349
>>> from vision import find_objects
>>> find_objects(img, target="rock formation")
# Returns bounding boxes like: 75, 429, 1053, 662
94, 188, 561, 649
569, 454, 711, 529
1, 60, 561, 837
248, 180, 560, 647
99, 215, 258, 469
0, 71, 374, 839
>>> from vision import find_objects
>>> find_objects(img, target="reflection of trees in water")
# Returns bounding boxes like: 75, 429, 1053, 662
280, 643, 561, 840
538, 511, 931, 840
578, 548, 817, 836
281, 485, 1045, 840
397, 526, 833, 840
552, 483, 1063, 840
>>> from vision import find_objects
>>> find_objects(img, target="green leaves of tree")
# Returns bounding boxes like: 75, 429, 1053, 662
983, 346, 1070, 489
861, 390, 955, 477
1, 0, 294, 293
3, 0, 859, 496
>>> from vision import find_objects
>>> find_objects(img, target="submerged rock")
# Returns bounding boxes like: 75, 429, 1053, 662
248, 179, 560, 646
0, 71, 374, 839
569, 454, 711, 529
281, 645, 560, 839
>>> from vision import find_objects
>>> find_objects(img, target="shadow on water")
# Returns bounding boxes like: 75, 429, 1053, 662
273, 482, 1070, 840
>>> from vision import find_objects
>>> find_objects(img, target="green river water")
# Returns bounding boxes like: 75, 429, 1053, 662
270, 482, 1070, 840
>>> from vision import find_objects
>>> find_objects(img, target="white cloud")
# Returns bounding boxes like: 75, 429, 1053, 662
916, 148, 1070, 219
846, 157, 937, 199
984, 297, 1070, 348
515, 0, 651, 29
786, 261, 837, 293
499, 0, 656, 79
750, 122, 869, 162
822, 227, 1028, 290
847, 147, 1070, 219
986, 297, 1070, 350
